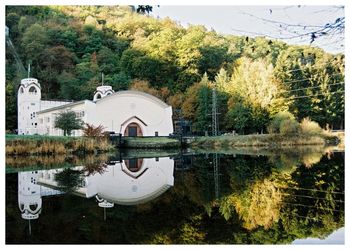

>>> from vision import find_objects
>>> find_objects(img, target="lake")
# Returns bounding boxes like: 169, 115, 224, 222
5, 148, 344, 244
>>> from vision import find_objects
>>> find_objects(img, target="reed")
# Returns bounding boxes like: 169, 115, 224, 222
190, 133, 334, 149
5, 135, 113, 156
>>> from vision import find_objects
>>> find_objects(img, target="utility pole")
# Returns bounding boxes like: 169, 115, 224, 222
212, 87, 219, 136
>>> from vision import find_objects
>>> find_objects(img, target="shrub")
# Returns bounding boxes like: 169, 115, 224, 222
280, 119, 300, 135
300, 117, 323, 135
83, 123, 105, 137
268, 111, 295, 134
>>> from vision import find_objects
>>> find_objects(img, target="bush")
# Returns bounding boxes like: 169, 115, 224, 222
280, 119, 300, 135
300, 117, 323, 135
268, 111, 295, 134
83, 123, 105, 137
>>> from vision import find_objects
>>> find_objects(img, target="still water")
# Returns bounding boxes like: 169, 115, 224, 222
6, 148, 344, 244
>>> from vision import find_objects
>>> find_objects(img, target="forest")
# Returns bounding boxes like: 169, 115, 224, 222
5, 5, 345, 134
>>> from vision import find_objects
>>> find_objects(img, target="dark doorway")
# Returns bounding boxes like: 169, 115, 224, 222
128, 126, 137, 137
124, 122, 143, 136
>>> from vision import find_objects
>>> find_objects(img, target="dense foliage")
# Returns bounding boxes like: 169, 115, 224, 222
5, 6, 344, 132
54, 111, 83, 136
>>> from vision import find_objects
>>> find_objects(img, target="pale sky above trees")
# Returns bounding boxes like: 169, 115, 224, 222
151, 5, 344, 54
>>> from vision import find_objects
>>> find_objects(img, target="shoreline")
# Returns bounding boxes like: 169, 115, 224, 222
188, 133, 341, 149
5, 132, 343, 156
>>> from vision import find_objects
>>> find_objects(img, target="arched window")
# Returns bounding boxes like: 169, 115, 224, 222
28, 86, 37, 94
19, 87, 24, 94
96, 93, 102, 99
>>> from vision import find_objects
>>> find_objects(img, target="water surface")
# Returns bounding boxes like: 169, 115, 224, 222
6, 148, 344, 244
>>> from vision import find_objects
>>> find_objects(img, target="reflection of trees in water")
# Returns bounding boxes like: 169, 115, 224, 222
220, 178, 283, 230
279, 153, 344, 240
81, 163, 107, 177
6, 153, 109, 170
6, 152, 344, 244
267, 148, 324, 171
171, 151, 344, 243
55, 168, 84, 193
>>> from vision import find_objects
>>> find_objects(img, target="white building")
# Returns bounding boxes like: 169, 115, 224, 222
17, 77, 173, 136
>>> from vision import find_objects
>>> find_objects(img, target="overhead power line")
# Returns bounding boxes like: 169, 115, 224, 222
282, 61, 344, 74
281, 201, 344, 213
281, 193, 344, 202
286, 90, 344, 100
279, 82, 344, 94
282, 186, 344, 195
283, 72, 343, 84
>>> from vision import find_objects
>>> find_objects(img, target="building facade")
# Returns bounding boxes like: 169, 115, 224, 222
17, 77, 174, 136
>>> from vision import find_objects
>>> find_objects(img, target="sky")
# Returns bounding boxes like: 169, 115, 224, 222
151, 5, 345, 54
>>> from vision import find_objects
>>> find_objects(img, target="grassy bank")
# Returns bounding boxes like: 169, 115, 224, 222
123, 137, 180, 149
190, 133, 340, 149
6, 134, 114, 155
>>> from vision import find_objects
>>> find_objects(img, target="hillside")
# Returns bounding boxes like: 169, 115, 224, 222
5, 6, 345, 133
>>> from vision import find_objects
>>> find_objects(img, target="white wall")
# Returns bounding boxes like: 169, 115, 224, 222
37, 102, 90, 136
85, 157, 174, 204
94, 91, 173, 136
17, 79, 41, 135
21, 88, 174, 137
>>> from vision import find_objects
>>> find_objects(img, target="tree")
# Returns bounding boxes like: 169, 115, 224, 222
83, 123, 105, 137
225, 102, 252, 134
136, 5, 153, 15
274, 46, 344, 128
267, 111, 295, 134
54, 111, 83, 136
21, 23, 49, 64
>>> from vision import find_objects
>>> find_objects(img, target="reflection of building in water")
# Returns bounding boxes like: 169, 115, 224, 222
18, 171, 63, 234
18, 157, 174, 223
83, 157, 174, 205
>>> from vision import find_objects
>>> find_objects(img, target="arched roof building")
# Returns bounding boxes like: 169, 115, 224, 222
18, 77, 173, 136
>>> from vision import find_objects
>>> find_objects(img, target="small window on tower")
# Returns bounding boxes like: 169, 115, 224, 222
29, 86, 37, 94
19, 87, 24, 94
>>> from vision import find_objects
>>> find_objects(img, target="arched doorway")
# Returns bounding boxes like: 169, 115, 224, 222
124, 158, 144, 172
124, 122, 143, 137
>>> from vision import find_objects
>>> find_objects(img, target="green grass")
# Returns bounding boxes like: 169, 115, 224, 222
6, 134, 76, 142
124, 137, 180, 149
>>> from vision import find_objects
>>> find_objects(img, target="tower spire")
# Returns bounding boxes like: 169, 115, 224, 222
28, 64, 30, 78
101, 73, 104, 86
